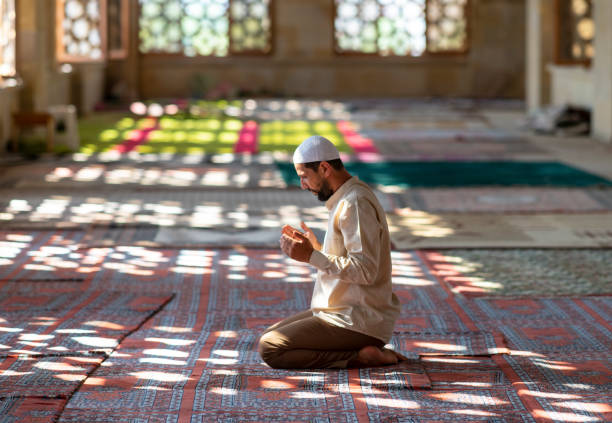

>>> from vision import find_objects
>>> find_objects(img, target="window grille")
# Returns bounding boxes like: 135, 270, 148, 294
334, 0, 468, 56
56, 0, 106, 62
556, 0, 593, 65
139, 0, 272, 57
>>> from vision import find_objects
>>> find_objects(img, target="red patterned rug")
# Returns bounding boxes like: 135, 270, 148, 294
0, 246, 610, 422
0, 396, 67, 423
0, 289, 173, 422
0, 355, 105, 397
0, 290, 173, 356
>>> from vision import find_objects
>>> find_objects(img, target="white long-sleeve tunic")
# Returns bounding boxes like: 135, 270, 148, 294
308, 176, 400, 342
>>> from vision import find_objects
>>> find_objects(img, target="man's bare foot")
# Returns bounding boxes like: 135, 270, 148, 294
351, 346, 399, 367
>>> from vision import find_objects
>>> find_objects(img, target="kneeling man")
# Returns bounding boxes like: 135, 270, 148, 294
258, 135, 401, 369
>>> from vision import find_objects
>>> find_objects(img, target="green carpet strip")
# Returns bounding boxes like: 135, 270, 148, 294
276, 161, 612, 187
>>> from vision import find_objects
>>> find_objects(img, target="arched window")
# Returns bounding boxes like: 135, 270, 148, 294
0, 0, 17, 78
138, 0, 272, 57
334, 0, 468, 56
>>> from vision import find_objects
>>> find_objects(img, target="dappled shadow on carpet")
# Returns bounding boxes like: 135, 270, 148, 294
1, 241, 610, 421
0, 289, 173, 422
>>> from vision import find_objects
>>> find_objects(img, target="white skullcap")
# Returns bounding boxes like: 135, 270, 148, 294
293, 135, 340, 164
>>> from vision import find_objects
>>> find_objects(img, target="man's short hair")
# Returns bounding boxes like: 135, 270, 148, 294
303, 159, 344, 171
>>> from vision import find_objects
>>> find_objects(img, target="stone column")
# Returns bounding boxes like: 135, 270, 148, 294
592, 0, 612, 143
526, 0, 542, 112
0, 87, 19, 151
17, 0, 71, 112
526, 0, 556, 112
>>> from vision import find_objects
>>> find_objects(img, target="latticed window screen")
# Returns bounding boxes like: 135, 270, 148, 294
56, 0, 106, 62
0, 0, 17, 77
556, 0, 593, 64
139, 0, 272, 57
230, 0, 271, 53
334, 0, 468, 56
426, 0, 467, 52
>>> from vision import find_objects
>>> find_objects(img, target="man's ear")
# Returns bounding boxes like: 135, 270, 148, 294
319, 161, 332, 177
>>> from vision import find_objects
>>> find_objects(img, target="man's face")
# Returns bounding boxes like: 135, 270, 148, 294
294, 163, 334, 202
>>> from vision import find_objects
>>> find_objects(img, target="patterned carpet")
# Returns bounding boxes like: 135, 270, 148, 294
0, 247, 610, 422
0, 288, 172, 422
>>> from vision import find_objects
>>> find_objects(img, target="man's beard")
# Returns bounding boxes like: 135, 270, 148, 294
314, 179, 334, 202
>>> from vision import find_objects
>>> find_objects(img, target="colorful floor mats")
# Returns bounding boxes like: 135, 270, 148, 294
257, 120, 352, 154
337, 121, 380, 158
78, 110, 358, 156
420, 249, 612, 297
388, 211, 612, 249
277, 161, 612, 188
234, 120, 259, 153
79, 113, 247, 155
78, 113, 141, 154
113, 119, 159, 153
141, 116, 243, 155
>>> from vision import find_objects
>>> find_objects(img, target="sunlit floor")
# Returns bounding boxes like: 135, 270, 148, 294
0, 98, 611, 422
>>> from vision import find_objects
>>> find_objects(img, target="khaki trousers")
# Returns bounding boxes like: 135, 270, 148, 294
258, 310, 384, 369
